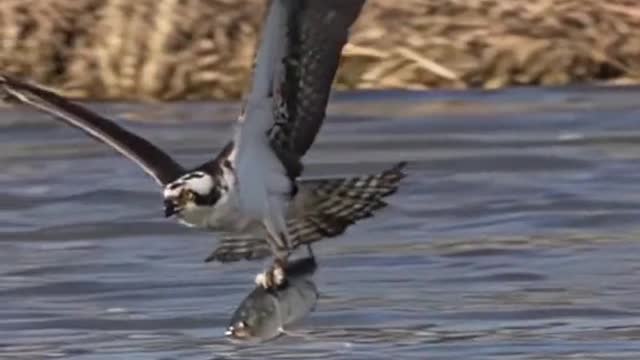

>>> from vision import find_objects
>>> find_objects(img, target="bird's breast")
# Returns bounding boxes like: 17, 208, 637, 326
177, 201, 260, 234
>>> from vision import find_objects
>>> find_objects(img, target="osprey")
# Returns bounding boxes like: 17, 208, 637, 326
1, 0, 406, 279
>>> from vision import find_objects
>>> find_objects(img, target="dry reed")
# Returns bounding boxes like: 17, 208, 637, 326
0, 0, 639, 100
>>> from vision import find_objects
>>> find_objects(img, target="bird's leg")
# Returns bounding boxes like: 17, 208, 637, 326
255, 251, 291, 290
305, 244, 314, 259
255, 258, 288, 290
255, 226, 295, 289
254, 245, 318, 289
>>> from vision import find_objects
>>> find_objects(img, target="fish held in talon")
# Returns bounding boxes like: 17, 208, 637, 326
226, 253, 319, 343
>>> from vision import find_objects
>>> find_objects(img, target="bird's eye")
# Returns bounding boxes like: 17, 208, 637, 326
187, 191, 196, 201
180, 190, 195, 203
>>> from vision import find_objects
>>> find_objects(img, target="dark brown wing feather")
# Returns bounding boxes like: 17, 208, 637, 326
269, 0, 366, 158
0, 75, 185, 185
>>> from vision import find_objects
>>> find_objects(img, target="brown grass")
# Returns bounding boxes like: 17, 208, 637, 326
1, 0, 640, 100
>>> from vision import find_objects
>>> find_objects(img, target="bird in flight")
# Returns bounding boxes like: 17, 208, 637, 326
0, 0, 406, 283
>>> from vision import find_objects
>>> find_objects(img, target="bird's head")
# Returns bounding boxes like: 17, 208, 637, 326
162, 172, 218, 217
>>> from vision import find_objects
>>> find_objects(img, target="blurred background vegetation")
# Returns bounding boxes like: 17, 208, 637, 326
1, 0, 639, 101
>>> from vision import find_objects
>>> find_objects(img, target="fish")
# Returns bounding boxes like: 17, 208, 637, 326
226, 246, 319, 342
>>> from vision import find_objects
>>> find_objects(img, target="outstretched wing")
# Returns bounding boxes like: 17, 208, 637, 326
206, 162, 407, 263
0, 75, 185, 185
268, 0, 366, 160
230, 0, 365, 255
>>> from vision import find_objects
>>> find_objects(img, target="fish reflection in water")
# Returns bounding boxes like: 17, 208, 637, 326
227, 246, 319, 343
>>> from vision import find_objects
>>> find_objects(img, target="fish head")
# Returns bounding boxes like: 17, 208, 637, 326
226, 287, 282, 342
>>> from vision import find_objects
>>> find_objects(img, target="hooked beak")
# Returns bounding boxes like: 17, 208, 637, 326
164, 200, 177, 218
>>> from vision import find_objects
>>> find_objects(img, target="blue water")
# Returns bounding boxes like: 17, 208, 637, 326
2, 86, 640, 359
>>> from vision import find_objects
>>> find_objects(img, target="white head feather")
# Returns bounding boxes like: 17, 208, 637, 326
163, 172, 214, 198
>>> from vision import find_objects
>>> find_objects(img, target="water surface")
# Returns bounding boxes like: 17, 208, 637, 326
2, 86, 640, 359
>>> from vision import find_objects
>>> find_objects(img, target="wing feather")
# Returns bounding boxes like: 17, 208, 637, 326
0, 75, 184, 185
230, 0, 365, 255
231, 0, 293, 253
269, 0, 366, 158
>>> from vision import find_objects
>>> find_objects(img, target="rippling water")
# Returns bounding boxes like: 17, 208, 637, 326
2, 86, 640, 359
